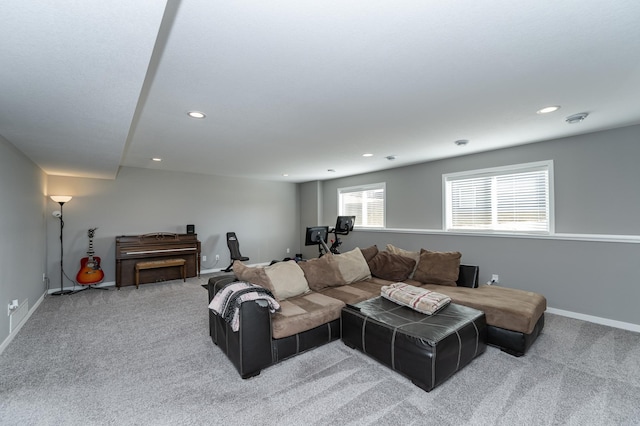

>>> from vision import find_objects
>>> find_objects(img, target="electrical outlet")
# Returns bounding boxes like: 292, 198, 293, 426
491, 274, 499, 283
202, 255, 207, 262
286, 248, 290, 254
8, 299, 19, 316
215, 254, 220, 261
42, 273, 46, 282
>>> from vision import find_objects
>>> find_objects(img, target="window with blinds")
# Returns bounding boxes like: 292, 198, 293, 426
443, 161, 553, 233
338, 183, 385, 228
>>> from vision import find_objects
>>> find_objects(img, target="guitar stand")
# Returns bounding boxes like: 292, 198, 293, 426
73, 284, 109, 293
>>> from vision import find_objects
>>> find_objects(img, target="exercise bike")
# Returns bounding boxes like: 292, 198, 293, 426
305, 216, 356, 257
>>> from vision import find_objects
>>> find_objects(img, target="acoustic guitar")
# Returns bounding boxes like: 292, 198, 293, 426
76, 227, 105, 285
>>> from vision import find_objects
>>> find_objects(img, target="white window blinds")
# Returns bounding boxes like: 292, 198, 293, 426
338, 183, 385, 228
444, 161, 553, 233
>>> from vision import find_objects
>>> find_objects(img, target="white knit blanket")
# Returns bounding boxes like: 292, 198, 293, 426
209, 281, 280, 331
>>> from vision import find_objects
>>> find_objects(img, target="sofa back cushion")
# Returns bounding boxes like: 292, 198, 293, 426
386, 244, 420, 278
233, 260, 273, 291
413, 249, 461, 286
367, 251, 416, 282
298, 254, 346, 291
359, 245, 379, 263
334, 247, 371, 284
233, 260, 309, 300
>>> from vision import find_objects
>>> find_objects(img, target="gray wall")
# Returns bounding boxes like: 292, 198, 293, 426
46, 167, 300, 290
0, 136, 47, 348
299, 180, 324, 258
308, 124, 640, 326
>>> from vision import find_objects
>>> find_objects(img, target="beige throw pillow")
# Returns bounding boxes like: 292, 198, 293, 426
233, 260, 309, 300
413, 249, 461, 287
334, 248, 371, 284
263, 260, 310, 300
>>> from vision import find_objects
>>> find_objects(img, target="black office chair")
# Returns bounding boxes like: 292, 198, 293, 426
222, 232, 249, 272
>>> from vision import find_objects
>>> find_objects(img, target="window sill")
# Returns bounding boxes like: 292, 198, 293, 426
362, 227, 640, 244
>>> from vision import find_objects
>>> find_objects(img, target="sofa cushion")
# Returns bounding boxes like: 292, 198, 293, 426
264, 260, 310, 300
298, 254, 346, 291
348, 277, 389, 295
233, 260, 309, 300
319, 284, 378, 305
421, 284, 546, 335
232, 260, 273, 292
386, 244, 420, 278
271, 292, 345, 339
367, 251, 416, 282
334, 248, 371, 284
413, 249, 461, 286
359, 245, 379, 263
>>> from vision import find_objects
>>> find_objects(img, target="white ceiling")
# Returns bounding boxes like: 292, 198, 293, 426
2, 0, 640, 182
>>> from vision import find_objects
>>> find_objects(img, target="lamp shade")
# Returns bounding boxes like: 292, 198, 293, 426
50, 195, 72, 203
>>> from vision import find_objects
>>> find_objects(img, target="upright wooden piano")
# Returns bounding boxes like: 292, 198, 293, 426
115, 233, 201, 288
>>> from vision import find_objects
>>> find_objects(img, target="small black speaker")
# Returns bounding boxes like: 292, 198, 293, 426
186, 224, 195, 234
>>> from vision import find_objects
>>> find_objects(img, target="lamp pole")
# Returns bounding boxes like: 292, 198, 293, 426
51, 196, 73, 296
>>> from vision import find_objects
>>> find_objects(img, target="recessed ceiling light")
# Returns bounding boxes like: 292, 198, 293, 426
454, 139, 469, 146
536, 105, 561, 114
187, 111, 206, 119
565, 112, 589, 124
282, 173, 289, 177
362, 153, 373, 157
151, 157, 162, 162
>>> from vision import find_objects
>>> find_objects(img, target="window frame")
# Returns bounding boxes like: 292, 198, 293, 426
337, 182, 386, 229
442, 160, 554, 235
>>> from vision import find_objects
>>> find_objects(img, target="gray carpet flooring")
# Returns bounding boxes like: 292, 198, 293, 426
1, 276, 640, 425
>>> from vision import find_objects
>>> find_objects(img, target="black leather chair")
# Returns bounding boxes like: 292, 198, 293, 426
222, 232, 249, 272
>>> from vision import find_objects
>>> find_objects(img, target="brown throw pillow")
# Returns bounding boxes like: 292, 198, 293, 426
413, 249, 461, 286
359, 245, 379, 263
298, 254, 346, 291
386, 243, 420, 278
232, 260, 274, 293
368, 251, 416, 282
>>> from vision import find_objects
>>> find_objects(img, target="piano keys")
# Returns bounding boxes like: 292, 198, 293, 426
115, 232, 201, 288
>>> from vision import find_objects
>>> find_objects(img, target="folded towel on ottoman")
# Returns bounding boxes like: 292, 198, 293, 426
381, 282, 451, 315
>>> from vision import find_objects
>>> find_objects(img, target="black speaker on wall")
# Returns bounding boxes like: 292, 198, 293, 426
186, 224, 195, 234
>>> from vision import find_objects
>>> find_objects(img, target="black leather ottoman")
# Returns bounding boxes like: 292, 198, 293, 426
341, 297, 487, 392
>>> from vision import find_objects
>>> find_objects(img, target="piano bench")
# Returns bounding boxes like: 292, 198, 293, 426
134, 258, 186, 288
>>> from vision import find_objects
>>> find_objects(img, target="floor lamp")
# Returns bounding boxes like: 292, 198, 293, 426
51, 195, 74, 296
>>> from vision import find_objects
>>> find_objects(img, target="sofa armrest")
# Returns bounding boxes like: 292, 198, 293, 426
207, 274, 237, 303
457, 265, 479, 288
207, 273, 274, 378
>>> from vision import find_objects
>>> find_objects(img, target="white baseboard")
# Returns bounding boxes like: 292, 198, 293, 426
200, 263, 268, 275
47, 280, 115, 293
0, 292, 45, 355
200, 268, 224, 275
547, 307, 640, 333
